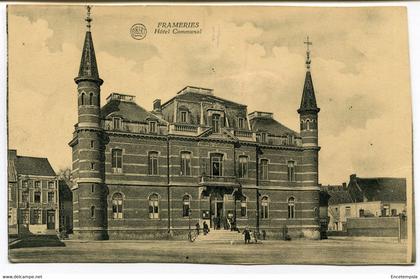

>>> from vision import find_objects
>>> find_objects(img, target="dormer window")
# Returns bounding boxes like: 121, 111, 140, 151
149, 121, 157, 133
113, 117, 121, 130
180, 111, 188, 123
211, 114, 221, 133
238, 118, 244, 129
260, 132, 267, 143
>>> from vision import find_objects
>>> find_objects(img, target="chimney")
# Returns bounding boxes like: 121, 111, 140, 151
8, 149, 17, 161
342, 182, 347, 188
153, 99, 161, 112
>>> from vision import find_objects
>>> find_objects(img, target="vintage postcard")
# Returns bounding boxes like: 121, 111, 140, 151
6, 5, 414, 264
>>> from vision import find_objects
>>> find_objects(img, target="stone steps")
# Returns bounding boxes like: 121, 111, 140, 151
195, 229, 244, 243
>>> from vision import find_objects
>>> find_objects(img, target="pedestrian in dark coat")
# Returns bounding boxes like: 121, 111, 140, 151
242, 227, 251, 244
203, 221, 209, 235
195, 222, 200, 235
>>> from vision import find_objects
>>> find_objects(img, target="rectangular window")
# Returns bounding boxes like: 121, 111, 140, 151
113, 117, 121, 130
260, 133, 267, 143
34, 191, 41, 203
35, 181, 41, 188
149, 121, 157, 133
90, 140, 95, 148
180, 111, 187, 123
22, 190, 29, 203
391, 209, 397, 216
261, 198, 269, 219
48, 181, 55, 189
287, 161, 295, 182
238, 118, 244, 129
180, 152, 191, 176
148, 152, 159, 175
212, 114, 221, 133
210, 154, 223, 177
20, 209, 29, 224
238, 156, 248, 178
260, 159, 269, 180
112, 149, 123, 173
345, 206, 351, 217
48, 192, 54, 203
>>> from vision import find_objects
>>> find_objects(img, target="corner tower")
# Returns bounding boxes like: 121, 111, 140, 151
298, 37, 320, 187
72, 6, 107, 240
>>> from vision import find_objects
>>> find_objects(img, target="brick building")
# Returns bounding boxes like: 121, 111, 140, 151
8, 150, 59, 236
70, 10, 323, 240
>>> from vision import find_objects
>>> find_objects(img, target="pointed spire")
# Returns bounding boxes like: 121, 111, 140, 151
75, 6, 103, 85
298, 36, 319, 114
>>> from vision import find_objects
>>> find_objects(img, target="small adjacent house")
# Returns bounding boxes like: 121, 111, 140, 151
8, 149, 59, 236
324, 175, 407, 232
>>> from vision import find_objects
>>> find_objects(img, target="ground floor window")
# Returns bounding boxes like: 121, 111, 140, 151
240, 197, 247, 217
288, 197, 295, 219
261, 196, 269, 219
149, 194, 159, 219
183, 195, 191, 217
112, 193, 123, 219
31, 209, 42, 224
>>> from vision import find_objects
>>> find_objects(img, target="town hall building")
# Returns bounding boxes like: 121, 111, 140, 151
69, 8, 323, 240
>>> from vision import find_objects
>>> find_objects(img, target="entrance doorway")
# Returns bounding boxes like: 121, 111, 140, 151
47, 210, 55, 230
214, 201, 224, 230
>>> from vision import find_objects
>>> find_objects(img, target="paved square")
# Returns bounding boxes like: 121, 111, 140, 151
9, 238, 409, 264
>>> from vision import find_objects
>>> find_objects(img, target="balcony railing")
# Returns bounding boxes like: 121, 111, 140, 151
169, 123, 198, 134
234, 129, 254, 138
199, 175, 240, 186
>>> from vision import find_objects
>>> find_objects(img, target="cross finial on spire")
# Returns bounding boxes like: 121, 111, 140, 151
304, 36, 312, 71
85, 5, 92, 31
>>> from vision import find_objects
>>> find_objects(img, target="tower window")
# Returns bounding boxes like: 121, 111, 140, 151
112, 193, 124, 219
90, 206, 95, 218
111, 149, 123, 173
89, 93, 94, 105
91, 184, 95, 193
90, 140, 95, 148
306, 119, 310, 130
81, 93, 85, 105
182, 195, 191, 217
91, 163, 95, 170
238, 156, 248, 178
180, 152, 191, 176
287, 161, 296, 182
288, 197, 295, 219
148, 194, 159, 219
260, 159, 269, 180
148, 151, 159, 175
211, 114, 221, 133
261, 196, 269, 219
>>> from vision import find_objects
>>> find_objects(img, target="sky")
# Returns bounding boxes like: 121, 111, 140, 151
7, 5, 412, 185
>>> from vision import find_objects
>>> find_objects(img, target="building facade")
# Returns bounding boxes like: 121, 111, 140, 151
8, 150, 59, 236
70, 11, 323, 240
323, 175, 407, 231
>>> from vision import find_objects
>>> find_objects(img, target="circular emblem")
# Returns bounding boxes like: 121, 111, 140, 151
130, 23, 147, 40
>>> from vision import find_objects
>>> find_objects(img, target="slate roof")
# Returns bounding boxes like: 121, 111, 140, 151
327, 189, 354, 205
298, 71, 319, 113
162, 86, 246, 108
249, 117, 299, 137
352, 177, 407, 203
14, 156, 56, 177
101, 99, 162, 123
75, 31, 103, 85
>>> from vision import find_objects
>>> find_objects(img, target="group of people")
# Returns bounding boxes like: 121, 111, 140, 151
195, 221, 210, 236
194, 220, 261, 244
242, 227, 259, 244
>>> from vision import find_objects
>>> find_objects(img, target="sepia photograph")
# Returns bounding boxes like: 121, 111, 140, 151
6, 4, 414, 265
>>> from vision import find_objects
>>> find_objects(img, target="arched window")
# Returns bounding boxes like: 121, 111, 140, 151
148, 152, 159, 175
90, 206, 95, 218
81, 93, 85, 105
260, 159, 269, 180
261, 196, 269, 219
288, 197, 295, 219
182, 195, 191, 217
287, 161, 295, 182
89, 93, 94, 105
306, 119, 310, 130
240, 196, 247, 217
238, 156, 248, 178
149, 194, 159, 219
112, 193, 123, 219
112, 149, 123, 173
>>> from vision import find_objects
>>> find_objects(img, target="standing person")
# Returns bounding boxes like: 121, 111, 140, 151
252, 230, 258, 243
242, 227, 251, 244
195, 222, 200, 236
203, 221, 209, 235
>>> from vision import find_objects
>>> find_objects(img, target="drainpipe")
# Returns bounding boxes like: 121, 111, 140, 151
233, 141, 237, 225
256, 145, 260, 234
167, 136, 171, 235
